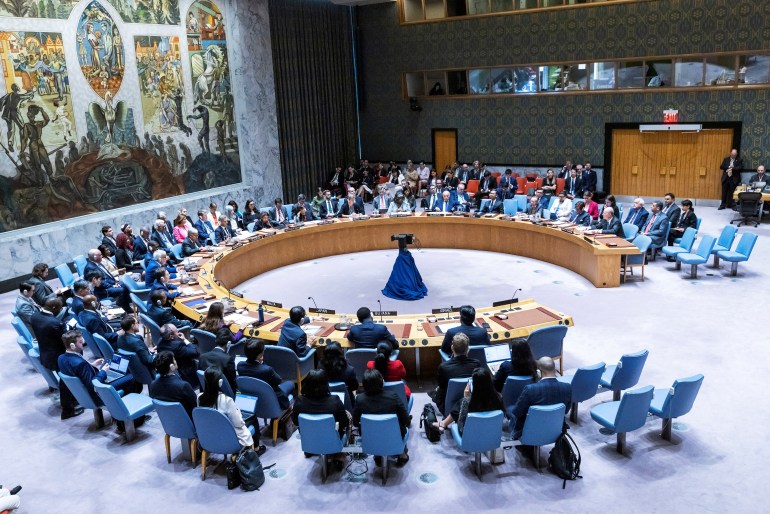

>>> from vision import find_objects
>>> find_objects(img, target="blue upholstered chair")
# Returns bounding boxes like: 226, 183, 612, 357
329, 381, 353, 412
170, 243, 184, 261
675, 234, 716, 279
12, 316, 35, 347
590, 385, 654, 454
649, 374, 704, 441
191, 329, 216, 354
79, 328, 103, 361
247, 221, 257, 232
93, 333, 114, 361
384, 380, 413, 414
661, 227, 697, 269
468, 345, 488, 366
514, 194, 528, 212
263, 345, 316, 395
518, 403, 566, 468
443, 378, 470, 417
674, 216, 701, 245
16, 337, 34, 366
450, 410, 504, 478
236, 376, 292, 446
139, 313, 163, 347
360, 414, 409, 484
227, 340, 245, 357
527, 325, 567, 375
54, 263, 76, 288
710, 225, 738, 268
192, 407, 255, 480
122, 275, 151, 303
73, 254, 88, 278
622, 234, 652, 282
92, 379, 155, 442
27, 348, 59, 390
557, 361, 606, 423
502, 376, 534, 420
153, 399, 198, 465
599, 349, 648, 401
345, 348, 377, 384
298, 413, 348, 482
479, 199, 491, 212
716, 232, 758, 276
129, 292, 149, 315
622, 223, 639, 241
503, 199, 517, 215
59, 373, 106, 428
117, 349, 154, 386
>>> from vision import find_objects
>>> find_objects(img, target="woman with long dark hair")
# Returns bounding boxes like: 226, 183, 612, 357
200, 302, 244, 341
493, 340, 538, 391
456, 368, 504, 435
198, 366, 261, 451
320, 342, 358, 401
366, 342, 410, 399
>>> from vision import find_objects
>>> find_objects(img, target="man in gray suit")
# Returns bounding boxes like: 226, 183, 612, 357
641, 201, 670, 247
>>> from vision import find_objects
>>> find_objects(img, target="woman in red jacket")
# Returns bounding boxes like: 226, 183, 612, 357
366, 341, 411, 399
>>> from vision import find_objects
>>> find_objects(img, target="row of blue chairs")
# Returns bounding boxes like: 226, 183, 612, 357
660, 225, 757, 278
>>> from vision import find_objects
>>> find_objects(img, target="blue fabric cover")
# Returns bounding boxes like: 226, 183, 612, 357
381, 249, 428, 301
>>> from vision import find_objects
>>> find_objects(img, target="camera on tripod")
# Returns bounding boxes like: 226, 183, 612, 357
390, 234, 414, 244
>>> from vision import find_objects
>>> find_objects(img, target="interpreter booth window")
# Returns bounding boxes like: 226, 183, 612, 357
673, 59, 705, 87
512, 66, 537, 92
491, 0, 513, 12
705, 55, 737, 86
425, 0, 446, 19
617, 61, 645, 89
446, 0, 468, 17
405, 72, 426, 97
515, 0, 539, 9
740, 54, 770, 85
542, 0, 565, 6
426, 71, 447, 95
644, 60, 672, 87
446, 70, 468, 94
468, 0, 491, 15
491, 68, 514, 93
469, 69, 491, 94
540, 64, 587, 91
403, 0, 424, 22
591, 62, 615, 89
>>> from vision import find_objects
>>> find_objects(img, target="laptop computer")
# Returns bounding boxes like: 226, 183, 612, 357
104, 354, 130, 383
484, 344, 511, 375
235, 394, 258, 415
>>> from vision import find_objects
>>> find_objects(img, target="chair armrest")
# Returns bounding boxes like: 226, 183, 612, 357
298, 348, 316, 375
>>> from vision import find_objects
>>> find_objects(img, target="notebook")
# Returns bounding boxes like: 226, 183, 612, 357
484, 344, 511, 375
104, 354, 130, 383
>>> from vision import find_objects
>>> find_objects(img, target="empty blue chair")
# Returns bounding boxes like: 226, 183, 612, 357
514, 194, 528, 212
264, 345, 316, 395
191, 329, 216, 354
527, 325, 567, 375
236, 376, 292, 445
443, 378, 470, 417
73, 255, 88, 278
502, 376, 534, 420
170, 243, 184, 261
59, 373, 106, 428
139, 313, 163, 346
130, 292, 149, 315
649, 374, 704, 441
117, 349, 154, 386
599, 349, 648, 401
467, 345, 488, 366
710, 225, 738, 267
384, 381, 413, 414
93, 333, 114, 361
503, 199, 517, 215
676, 235, 716, 279
16, 336, 34, 362
79, 328, 103, 361
54, 263, 75, 288
622, 223, 639, 241
661, 227, 697, 269
360, 414, 409, 485
92, 380, 155, 442
12, 316, 35, 347
227, 340, 245, 357
247, 221, 257, 232
438, 349, 451, 362
557, 362, 606, 422
329, 381, 353, 412
345, 349, 377, 384
192, 407, 254, 480
298, 413, 348, 482
153, 399, 198, 465
122, 275, 151, 302
622, 233, 651, 282
674, 216, 701, 245
518, 403, 566, 468
451, 410, 504, 478
590, 385, 654, 454
717, 232, 758, 276
27, 348, 59, 390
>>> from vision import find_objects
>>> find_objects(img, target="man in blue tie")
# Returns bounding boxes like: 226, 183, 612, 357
194, 209, 215, 244
83, 249, 131, 311
623, 197, 649, 231
435, 190, 457, 213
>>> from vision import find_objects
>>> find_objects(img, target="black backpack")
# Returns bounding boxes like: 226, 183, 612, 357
548, 430, 582, 488
420, 403, 441, 443
236, 447, 275, 491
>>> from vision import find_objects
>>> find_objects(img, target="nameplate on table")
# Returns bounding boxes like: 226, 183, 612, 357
372, 310, 398, 317
583, 236, 599, 245
432, 307, 459, 314
261, 300, 283, 308
228, 289, 244, 298
284, 225, 302, 232
309, 307, 336, 315
492, 298, 519, 307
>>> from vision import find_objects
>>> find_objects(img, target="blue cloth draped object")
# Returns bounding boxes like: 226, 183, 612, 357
381, 249, 428, 301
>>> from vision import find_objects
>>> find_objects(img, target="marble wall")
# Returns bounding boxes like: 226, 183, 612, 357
0, 0, 281, 284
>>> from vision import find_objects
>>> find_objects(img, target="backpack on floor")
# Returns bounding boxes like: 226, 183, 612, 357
420, 403, 441, 443
548, 429, 582, 488
236, 447, 274, 491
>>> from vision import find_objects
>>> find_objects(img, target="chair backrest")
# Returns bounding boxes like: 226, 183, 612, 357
468, 345, 488, 365
329, 381, 353, 412
677, 227, 697, 252
738, 191, 762, 214
227, 341, 245, 357
247, 221, 257, 232
298, 414, 345, 454
527, 325, 567, 361
92, 380, 130, 420
542, 208, 551, 219
197, 369, 235, 398
609, 349, 649, 391
632, 233, 652, 253
236, 376, 284, 419
170, 243, 184, 261
59, 373, 101, 410
192, 407, 242, 454
514, 194, 527, 212
735, 232, 758, 257
73, 255, 88, 278
519, 403, 566, 446
444, 378, 470, 416
459, 410, 504, 452
54, 263, 75, 288
152, 399, 196, 439
345, 348, 377, 384
656, 374, 704, 419
130, 293, 149, 314
27, 348, 59, 389
622, 223, 639, 241
263, 345, 299, 381
479, 199, 490, 212
570, 362, 606, 403
360, 414, 406, 456
555, 177, 565, 195
12, 316, 34, 345
117, 349, 155, 385
695, 217, 702, 231
715, 225, 737, 251
547, 196, 559, 212
614, 385, 655, 433
139, 313, 162, 346
466, 179, 479, 194
501, 375, 533, 408
694, 235, 717, 260
503, 199, 517, 215
93, 333, 114, 361
79, 329, 103, 360
383, 381, 409, 412
191, 329, 216, 354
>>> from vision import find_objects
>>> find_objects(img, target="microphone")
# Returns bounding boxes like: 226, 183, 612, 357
377, 299, 383, 322
308, 296, 318, 310
510, 289, 522, 310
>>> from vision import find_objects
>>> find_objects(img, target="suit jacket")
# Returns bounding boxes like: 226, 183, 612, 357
28, 275, 54, 306
672, 210, 697, 231
641, 212, 670, 246
292, 395, 349, 436
294, 203, 317, 222
77, 309, 118, 347
720, 156, 743, 185
132, 236, 151, 262
581, 169, 597, 192
193, 219, 215, 243
237, 360, 291, 409
593, 216, 625, 238
146, 302, 187, 330
149, 373, 198, 418
268, 206, 290, 225
423, 193, 441, 212
213, 225, 234, 244
115, 248, 137, 271
353, 390, 410, 437
198, 348, 237, 394
623, 207, 649, 230
319, 199, 338, 218
181, 236, 201, 256
493, 360, 537, 392
440, 324, 490, 354
436, 355, 480, 413
84, 260, 119, 288
478, 175, 498, 192
480, 198, 504, 214
70, 295, 85, 316
512, 377, 572, 439
338, 200, 365, 216
660, 203, 680, 225
749, 173, 769, 185
564, 176, 583, 198
15, 294, 40, 327
118, 332, 155, 370
373, 195, 391, 211
452, 191, 472, 212
30, 310, 65, 370
58, 351, 107, 403
101, 236, 118, 256
435, 197, 458, 213
156, 336, 199, 388
347, 320, 398, 350
567, 210, 592, 226
151, 228, 175, 252
278, 318, 312, 357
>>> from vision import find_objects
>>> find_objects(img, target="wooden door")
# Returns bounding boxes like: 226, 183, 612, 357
611, 128, 733, 199
432, 129, 457, 172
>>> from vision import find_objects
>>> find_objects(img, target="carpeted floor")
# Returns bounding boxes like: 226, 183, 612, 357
2, 206, 767, 513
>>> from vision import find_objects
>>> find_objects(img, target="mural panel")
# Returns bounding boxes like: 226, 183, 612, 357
135, 36, 188, 136
76, 1, 125, 99
0, 0, 79, 19
113, 0, 181, 25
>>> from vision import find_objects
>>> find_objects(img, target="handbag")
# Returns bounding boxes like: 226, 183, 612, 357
225, 458, 241, 490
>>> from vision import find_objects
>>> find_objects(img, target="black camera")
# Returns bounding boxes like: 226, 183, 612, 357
391, 233, 414, 244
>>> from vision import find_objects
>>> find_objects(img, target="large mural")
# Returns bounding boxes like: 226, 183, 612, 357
0, 0, 243, 233
0, 0, 79, 19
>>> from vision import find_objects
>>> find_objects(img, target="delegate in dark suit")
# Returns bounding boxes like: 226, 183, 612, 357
668, 210, 697, 245
237, 360, 293, 409
198, 347, 238, 394
193, 219, 214, 244
132, 236, 151, 262
213, 224, 234, 244
564, 176, 583, 198
77, 309, 118, 348
319, 199, 338, 219
268, 205, 290, 226
591, 216, 625, 238
354, 390, 410, 438
146, 302, 190, 331
31, 310, 66, 370
641, 212, 670, 247
720, 154, 743, 208
292, 395, 349, 437
440, 325, 490, 355
155, 336, 199, 389
84, 260, 130, 311
338, 200, 365, 216
347, 320, 399, 350
512, 377, 572, 440
480, 197, 504, 214
435, 355, 480, 414
661, 202, 681, 226
567, 209, 591, 226
581, 169, 597, 193
277, 318, 313, 357
181, 236, 201, 257
58, 351, 136, 404
117, 332, 156, 371
435, 196, 458, 213
151, 228, 175, 253
28, 276, 54, 306
149, 373, 198, 418
623, 207, 649, 231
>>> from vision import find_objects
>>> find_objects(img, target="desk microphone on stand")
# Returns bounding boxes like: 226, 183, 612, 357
308, 296, 318, 311
377, 299, 383, 322
510, 288, 522, 310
